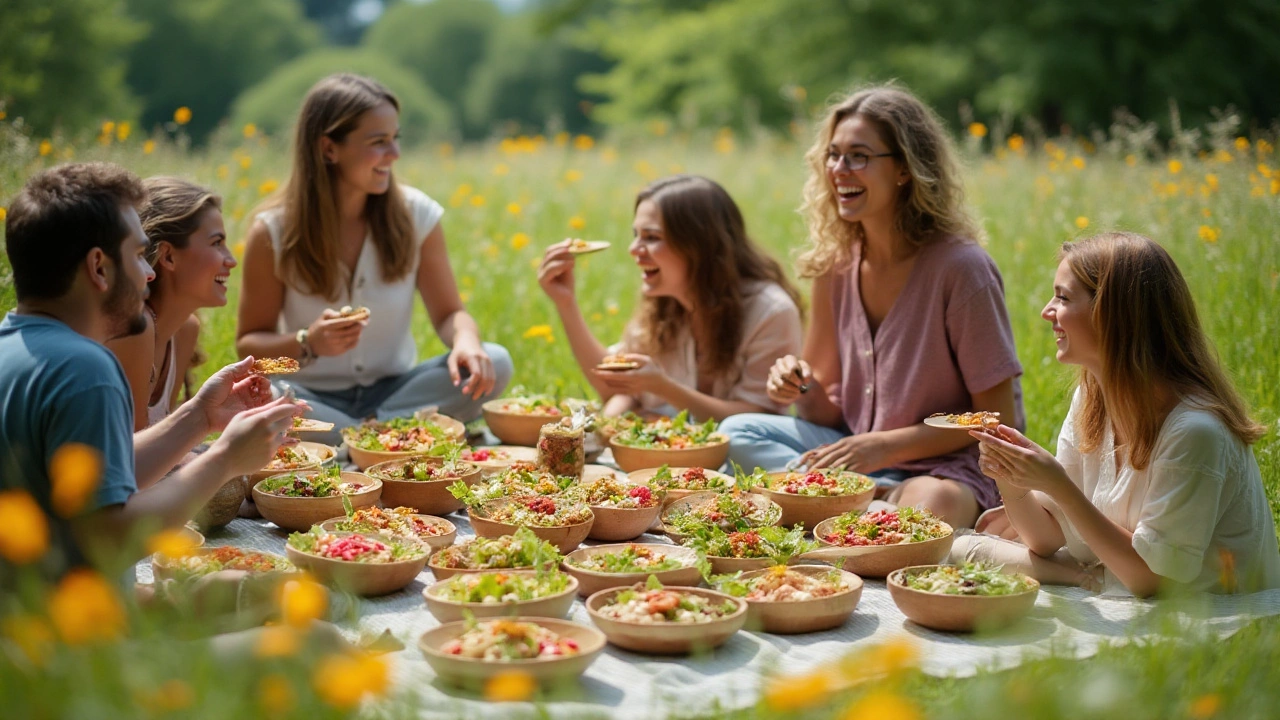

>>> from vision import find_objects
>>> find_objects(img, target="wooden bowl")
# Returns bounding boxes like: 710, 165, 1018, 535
608, 437, 730, 473
422, 570, 579, 623
807, 517, 955, 578
751, 472, 876, 529
251, 472, 381, 532
585, 585, 747, 654
660, 491, 781, 544
562, 544, 702, 598
481, 400, 564, 447
285, 532, 428, 596
467, 505, 594, 555
586, 504, 663, 542
418, 617, 606, 687
582, 464, 620, 483
318, 514, 457, 553
151, 547, 294, 584
704, 555, 774, 576
626, 467, 735, 509
249, 441, 336, 484
344, 414, 467, 470
372, 462, 483, 515
464, 445, 538, 476
887, 565, 1040, 632
426, 556, 537, 583
194, 476, 245, 531
730, 565, 863, 634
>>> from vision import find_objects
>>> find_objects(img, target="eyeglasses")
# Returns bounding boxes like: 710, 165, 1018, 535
825, 150, 898, 170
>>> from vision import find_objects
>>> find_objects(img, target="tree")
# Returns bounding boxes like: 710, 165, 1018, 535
227, 49, 455, 144
124, 0, 321, 143
0, 0, 143, 136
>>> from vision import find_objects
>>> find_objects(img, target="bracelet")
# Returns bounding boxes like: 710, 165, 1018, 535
295, 328, 316, 368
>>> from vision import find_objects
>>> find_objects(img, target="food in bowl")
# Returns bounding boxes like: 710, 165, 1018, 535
441, 619, 582, 660
649, 465, 731, 492
382, 457, 477, 483
258, 467, 366, 498
262, 444, 322, 473
435, 571, 573, 604
681, 525, 815, 562
610, 410, 726, 450
900, 562, 1035, 596
492, 394, 565, 417
158, 546, 294, 579
761, 468, 875, 497
430, 527, 562, 571
568, 475, 662, 509
819, 507, 951, 546
664, 491, 781, 535
342, 417, 454, 453
596, 578, 740, 625
478, 496, 594, 528
328, 506, 451, 542
449, 463, 575, 505
567, 544, 688, 574
287, 529, 428, 564
715, 565, 852, 602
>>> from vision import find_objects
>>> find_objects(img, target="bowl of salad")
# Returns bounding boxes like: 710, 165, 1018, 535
482, 395, 567, 447
562, 543, 702, 597
714, 565, 863, 634
660, 490, 782, 545
460, 445, 538, 477
565, 474, 666, 542
608, 411, 730, 473
342, 414, 466, 470
585, 577, 747, 654
680, 525, 817, 575
249, 441, 336, 483
887, 563, 1040, 632
151, 545, 296, 583
422, 569, 579, 623
318, 506, 456, 552
362, 455, 482, 515
751, 468, 877, 529
448, 462, 577, 508
809, 508, 954, 578
628, 465, 735, 509
427, 527, 562, 581
251, 468, 381, 532
468, 496, 595, 554
285, 529, 430, 596
418, 617, 606, 686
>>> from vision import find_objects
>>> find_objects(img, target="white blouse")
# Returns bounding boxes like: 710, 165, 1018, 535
1043, 388, 1280, 594
260, 186, 443, 392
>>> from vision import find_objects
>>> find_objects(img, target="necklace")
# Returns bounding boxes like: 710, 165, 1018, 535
145, 304, 158, 387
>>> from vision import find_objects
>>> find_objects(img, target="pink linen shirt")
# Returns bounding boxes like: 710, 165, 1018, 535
831, 236, 1023, 509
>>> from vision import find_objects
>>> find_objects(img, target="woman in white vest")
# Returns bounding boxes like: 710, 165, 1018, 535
236, 74, 511, 438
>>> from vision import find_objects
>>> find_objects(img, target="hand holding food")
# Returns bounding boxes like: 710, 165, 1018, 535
971, 424, 1073, 498
209, 397, 305, 478
766, 355, 813, 405
595, 354, 668, 395
537, 241, 579, 305
306, 308, 367, 357
566, 238, 611, 255
924, 411, 1001, 430
193, 356, 277, 432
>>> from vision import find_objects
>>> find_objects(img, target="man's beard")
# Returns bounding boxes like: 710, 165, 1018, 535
104, 273, 148, 339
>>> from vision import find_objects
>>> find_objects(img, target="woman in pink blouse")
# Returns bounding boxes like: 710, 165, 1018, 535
720, 85, 1022, 528
538, 175, 804, 421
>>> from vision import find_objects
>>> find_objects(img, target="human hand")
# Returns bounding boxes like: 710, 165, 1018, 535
194, 357, 282, 433
448, 340, 496, 400
307, 309, 367, 357
971, 425, 1072, 498
766, 355, 812, 406
594, 354, 668, 396
536, 241, 578, 306
208, 397, 304, 477
799, 433, 890, 473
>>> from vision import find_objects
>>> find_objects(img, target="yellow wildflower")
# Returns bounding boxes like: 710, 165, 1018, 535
1075, 216, 1089, 229
0, 207, 5, 222
522, 325, 554, 342
116, 122, 131, 142
1235, 137, 1250, 152
239, 155, 252, 170
258, 179, 279, 196
255, 625, 300, 658
173, 106, 192, 125
1007, 134, 1024, 152
590, 312, 603, 322
241, 123, 256, 139
1198, 225, 1219, 244
838, 690, 921, 720
835, 637, 920, 685
506, 202, 522, 215
1125, 154, 1137, 166
50, 569, 126, 644
101, 121, 115, 138
143, 140, 155, 155
494, 163, 510, 176
510, 232, 530, 250
968, 122, 987, 138
0, 110, 5, 120
573, 134, 595, 151
1189, 693, 1222, 719
1167, 159, 1183, 174
233, 242, 245, 257
49, 442, 101, 517
1257, 139, 1273, 155
1259, 163, 1272, 178
1205, 173, 1219, 191
1215, 149, 1233, 163
140, 680, 194, 713
763, 669, 834, 712
39, 140, 52, 157
485, 670, 536, 702
280, 576, 328, 627
470, 195, 486, 207
1202, 208, 1212, 218
2, 614, 55, 667
147, 528, 198, 559
216, 164, 229, 179
564, 169, 583, 183
1251, 186, 1265, 198
569, 216, 586, 231
606, 302, 619, 315
237, 178, 250, 189
1071, 156, 1086, 170
313, 652, 390, 709
1273, 178, 1280, 195
714, 128, 734, 154
258, 674, 295, 716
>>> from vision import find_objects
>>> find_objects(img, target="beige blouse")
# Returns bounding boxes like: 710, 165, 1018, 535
611, 281, 802, 415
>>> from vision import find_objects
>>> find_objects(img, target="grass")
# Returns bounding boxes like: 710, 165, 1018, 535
1, 124, 1279, 717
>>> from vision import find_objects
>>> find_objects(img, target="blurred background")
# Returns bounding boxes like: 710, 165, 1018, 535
3, 0, 1279, 146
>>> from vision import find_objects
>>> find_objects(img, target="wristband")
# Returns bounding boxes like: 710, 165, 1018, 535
295, 328, 316, 367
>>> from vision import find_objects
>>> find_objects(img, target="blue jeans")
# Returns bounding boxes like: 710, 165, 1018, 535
719, 413, 910, 486
274, 343, 513, 446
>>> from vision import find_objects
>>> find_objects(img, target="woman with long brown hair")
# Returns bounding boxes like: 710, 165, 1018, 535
720, 84, 1023, 528
236, 74, 511, 437
536, 174, 803, 420
956, 232, 1280, 596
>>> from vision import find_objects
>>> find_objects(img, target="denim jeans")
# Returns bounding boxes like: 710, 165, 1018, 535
718, 412, 911, 486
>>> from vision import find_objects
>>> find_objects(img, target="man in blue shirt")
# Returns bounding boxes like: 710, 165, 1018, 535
1, 162, 303, 578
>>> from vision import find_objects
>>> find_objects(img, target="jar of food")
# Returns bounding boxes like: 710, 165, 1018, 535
537, 418, 585, 478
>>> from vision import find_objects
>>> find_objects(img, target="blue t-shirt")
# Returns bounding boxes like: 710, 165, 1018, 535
0, 312, 136, 574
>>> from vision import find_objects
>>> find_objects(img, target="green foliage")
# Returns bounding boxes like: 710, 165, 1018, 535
0, 0, 143, 136
123, 0, 321, 143
226, 49, 455, 144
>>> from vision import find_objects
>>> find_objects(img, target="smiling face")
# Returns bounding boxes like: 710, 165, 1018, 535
825, 113, 909, 226
159, 207, 236, 307
103, 204, 155, 338
629, 199, 691, 307
324, 101, 400, 196
1042, 259, 1101, 374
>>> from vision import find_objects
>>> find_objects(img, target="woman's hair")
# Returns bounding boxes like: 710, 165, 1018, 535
630, 175, 804, 379
796, 82, 979, 278
267, 73, 414, 301
139, 177, 222, 287
1064, 232, 1265, 468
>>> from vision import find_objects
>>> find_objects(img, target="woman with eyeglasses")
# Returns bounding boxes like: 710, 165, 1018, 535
720, 84, 1022, 529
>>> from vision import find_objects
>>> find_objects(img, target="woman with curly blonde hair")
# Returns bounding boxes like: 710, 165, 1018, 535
721, 84, 1022, 528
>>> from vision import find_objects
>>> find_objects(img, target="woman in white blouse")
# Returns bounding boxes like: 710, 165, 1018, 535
537, 175, 803, 421
954, 231, 1280, 596
236, 74, 510, 436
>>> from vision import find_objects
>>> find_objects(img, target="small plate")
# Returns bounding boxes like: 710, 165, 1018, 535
290, 418, 335, 433
567, 240, 611, 255
923, 412, 1000, 430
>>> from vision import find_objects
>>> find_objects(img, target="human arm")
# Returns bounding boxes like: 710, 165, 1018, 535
415, 223, 494, 399
536, 241, 615, 399
593, 354, 767, 422
105, 316, 157, 432
770, 274, 844, 427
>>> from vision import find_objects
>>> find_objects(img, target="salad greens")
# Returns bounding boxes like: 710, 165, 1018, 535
902, 562, 1035, 596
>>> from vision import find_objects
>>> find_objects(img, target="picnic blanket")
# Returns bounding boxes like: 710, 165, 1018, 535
136, 512, 1280, 720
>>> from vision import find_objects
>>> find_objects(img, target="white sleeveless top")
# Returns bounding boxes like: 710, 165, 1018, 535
259, 185, 444, 392
146, 338, 177, 426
